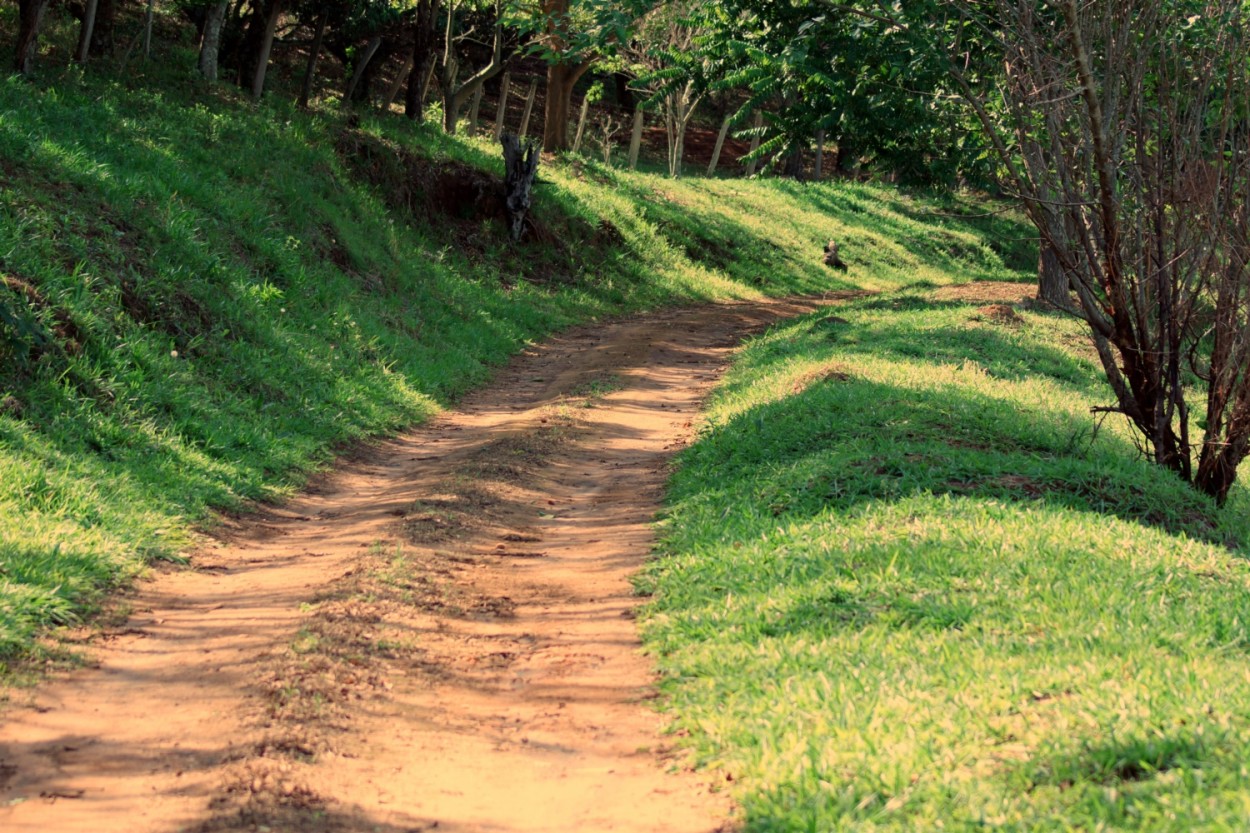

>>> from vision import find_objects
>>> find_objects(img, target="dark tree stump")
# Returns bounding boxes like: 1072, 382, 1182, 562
501, 132, 540, 241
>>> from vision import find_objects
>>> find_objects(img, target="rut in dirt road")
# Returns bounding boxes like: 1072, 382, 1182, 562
0, 297, 840, 833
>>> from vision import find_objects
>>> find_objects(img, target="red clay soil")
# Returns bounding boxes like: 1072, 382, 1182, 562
0, 296, 844, 833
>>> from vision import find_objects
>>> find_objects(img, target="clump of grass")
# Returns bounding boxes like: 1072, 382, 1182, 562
644, 291, 1250, 831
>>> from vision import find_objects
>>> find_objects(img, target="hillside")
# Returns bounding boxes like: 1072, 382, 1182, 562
0, 59, 1032, 665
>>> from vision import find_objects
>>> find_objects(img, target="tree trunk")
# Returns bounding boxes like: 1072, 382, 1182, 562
707, 115, 731, 176
1037, 240, 1069, 307
493, 71, 511, 141
15, 0, 50, 77
502, 133, 540, 241
744, 111, 764, 176
518, 80, 539, 140
296, 4, 329, 106
344, 35, 383, 104
143, 0, 156, 61
76, 0, 100, 64
381, 54, 414, 113
628, 109, 643, 170
198, 1, 229, 82
543, 62, 589, 151
251, 0, 284, 99
814, 129, 825, 179
405, 0, 441, 122
784, 142, 804, 179
571, 95, 590, 153
466, 85, 484, 136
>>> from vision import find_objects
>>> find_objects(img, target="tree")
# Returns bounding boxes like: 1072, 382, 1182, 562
198, 1, 231, 81
629, 2, 712, 178
439, 0, 506, 133
405, 0, 443, 121
15, 0, 50, 76
952, 0, 1250, 504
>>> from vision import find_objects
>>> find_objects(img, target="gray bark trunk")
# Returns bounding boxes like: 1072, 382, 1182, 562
198, 1, 229, 81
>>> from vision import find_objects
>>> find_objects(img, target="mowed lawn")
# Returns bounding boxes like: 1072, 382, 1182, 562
644, 291, 1250, 832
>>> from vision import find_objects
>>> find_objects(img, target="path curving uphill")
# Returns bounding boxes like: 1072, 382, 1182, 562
0, 297, 843, 833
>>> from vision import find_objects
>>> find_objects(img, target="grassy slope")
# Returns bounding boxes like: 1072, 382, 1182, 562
0, 21, 1028, 664
644, 294, 1250, 831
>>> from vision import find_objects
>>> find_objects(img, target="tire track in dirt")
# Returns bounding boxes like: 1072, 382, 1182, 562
0, 296, 850, 833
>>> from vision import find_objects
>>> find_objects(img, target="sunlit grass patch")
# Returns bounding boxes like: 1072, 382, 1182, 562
646, 291, 1250, 831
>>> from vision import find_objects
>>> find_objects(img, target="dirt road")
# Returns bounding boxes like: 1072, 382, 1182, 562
0, 297, 833, 833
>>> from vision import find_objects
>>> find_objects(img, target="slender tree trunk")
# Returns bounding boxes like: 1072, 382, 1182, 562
15, 0, 50, 77
571, 95, 590, 153
466, 85, 484, 136
143, 0, 156, 61
744, 111, 764, 176
493, 71, 511, 141
381, 54, 414, 113
296, 4, 329, 106
707, 115, 731, 176
251, 0, 285, 99
198, 1, 229, 81
628, 108, 644, 170
814, 129, 825, 179
344, 35, 383, 104
518, 80, 539, 140
77, 0, 100, 64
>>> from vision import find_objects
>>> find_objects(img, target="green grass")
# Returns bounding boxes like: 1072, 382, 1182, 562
643, 294, 1250, 831
0, 9, 1032, 667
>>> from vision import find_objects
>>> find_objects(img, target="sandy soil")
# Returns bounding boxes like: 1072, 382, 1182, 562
0, 296, 841, 833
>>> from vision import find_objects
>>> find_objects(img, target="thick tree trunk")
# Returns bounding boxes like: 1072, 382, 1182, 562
405, 0, 441, 122
344, 35, 383, 104
502, 133, 540, 241
296, 5, 329, 106
198, 1, 229, 81
542, 62, 588, 151
76, 0, 100, 64
1037, 240, 1069, 308
251, 0, 285, 99
15, 0, 50, 77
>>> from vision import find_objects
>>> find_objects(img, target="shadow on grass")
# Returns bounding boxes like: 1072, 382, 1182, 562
685, 346, 1230, 552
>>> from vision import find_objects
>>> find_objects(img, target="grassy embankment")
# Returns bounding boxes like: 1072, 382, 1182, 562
0, 41, 1027, 667
644, 289, 1250, 829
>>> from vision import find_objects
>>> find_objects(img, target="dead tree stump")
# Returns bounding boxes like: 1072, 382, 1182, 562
502, 132, 540, 241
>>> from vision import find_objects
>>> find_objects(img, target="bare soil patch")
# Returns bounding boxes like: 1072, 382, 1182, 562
0, 296, 840, 833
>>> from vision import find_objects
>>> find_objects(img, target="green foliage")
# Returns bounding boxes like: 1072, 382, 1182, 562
644, 292, 1250, 831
